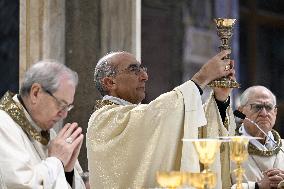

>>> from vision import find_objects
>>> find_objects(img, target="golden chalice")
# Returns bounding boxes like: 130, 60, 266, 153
193, 139, 220, 189
230, 136, 249, 189
208, 18, 240, 88
193, 139, 221, 171
182, 138, 221, 189
156, 171, 183, 189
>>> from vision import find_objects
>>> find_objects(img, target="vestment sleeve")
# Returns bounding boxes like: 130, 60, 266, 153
0, 110, 68, 189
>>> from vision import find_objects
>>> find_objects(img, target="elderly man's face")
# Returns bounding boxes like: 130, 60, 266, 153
239, 88, 277, 137
108, 53, 148, 104
31, 74, 76, 130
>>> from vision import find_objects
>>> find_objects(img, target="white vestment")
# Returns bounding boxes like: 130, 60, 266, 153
231, 126, 284, 189
0, 168, 7, 189
0, 93, 86, 189
87, 80, 234, 188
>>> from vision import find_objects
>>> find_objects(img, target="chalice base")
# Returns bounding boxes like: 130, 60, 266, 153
208, 77, 240, 88
186, 171, 217, 189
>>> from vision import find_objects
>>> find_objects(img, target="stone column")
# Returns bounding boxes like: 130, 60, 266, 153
65, 0, 101, 172
100, 0, 141, 58
19, 0, 65, 84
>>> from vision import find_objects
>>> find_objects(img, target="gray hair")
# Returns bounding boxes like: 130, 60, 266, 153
239, 85, 277, 107
94, 51, 124, 96
20, 60, 78, 97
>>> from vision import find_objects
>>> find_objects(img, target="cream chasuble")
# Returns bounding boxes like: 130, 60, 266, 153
87, 81, 207, 188
0, 92, 86, 189
87, 81, 235, 188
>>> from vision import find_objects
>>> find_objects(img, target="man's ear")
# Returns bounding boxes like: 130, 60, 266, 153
102, 77, 116, 91
29, 83, 41, 103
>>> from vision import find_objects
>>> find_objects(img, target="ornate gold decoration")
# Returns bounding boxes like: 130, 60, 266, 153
208, 18, 240, 88
230, 136, 250, 189
94, 100, 117, 111
236, 129, 282, 156
156, 171, 183, 189
223, 117, 229, 130
187, 139, 220, 189
0, 92, 49, 145
248, 130, 282, 156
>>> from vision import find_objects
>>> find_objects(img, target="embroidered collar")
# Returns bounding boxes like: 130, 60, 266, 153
94, 100, 117, 111
0, 91, 49, 145
103, 95, 133, 105
94, 95, 136, 111
239, 125, 276, 150
236, 127, 282, 156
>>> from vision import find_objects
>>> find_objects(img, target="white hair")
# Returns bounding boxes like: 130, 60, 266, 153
239, 85, 277, 107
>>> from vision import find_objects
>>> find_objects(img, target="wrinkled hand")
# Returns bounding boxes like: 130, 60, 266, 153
48, 122, 84, 172
258, 171, 273, 189
213, 60, 236, 101
265, 168, 284, 188
192, 50, 235, 89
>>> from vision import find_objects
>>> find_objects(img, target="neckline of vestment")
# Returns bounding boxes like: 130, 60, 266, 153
94, 100, 118, 111
236, 128, 282, 156
0, 91, 49, 145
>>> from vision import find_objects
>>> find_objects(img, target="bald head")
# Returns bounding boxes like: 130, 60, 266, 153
94, 51, 137, 96
94, 51, 148, 103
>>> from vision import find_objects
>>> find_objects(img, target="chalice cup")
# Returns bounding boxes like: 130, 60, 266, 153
230, 136, 249, 189
192, 139, 221, 189
156, 171, 183, 189
208, 18, 240, 88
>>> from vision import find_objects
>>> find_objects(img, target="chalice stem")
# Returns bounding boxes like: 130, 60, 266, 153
235, 164, 244, 189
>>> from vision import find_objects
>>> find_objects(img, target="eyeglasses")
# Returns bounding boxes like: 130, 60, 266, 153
117, 64, 147, 75
249, 103, 276, 113
43, 89, 74, 112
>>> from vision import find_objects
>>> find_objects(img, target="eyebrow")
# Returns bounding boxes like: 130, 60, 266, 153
62, 100, 70, 105
250, 102, 273, 105
250, 103, 275, 109
127, 63, 140, 68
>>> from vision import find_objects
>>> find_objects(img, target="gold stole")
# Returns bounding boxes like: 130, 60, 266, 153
0, 91, 49, 145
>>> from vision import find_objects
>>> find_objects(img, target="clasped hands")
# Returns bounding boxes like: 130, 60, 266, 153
48, 122, 84, 172
258, 168, 284, 189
